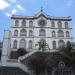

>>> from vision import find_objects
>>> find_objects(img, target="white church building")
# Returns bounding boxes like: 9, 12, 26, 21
10, 11, 72, 51
1, 11, 73, 73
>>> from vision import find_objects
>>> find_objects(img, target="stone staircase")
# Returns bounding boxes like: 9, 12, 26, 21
17, 50, 39, 73
0, 50, 39, 74
18, 63, 30, 73
18, 50, 38, 62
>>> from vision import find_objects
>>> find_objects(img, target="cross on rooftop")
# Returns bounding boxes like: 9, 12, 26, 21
41, 6, 43, 12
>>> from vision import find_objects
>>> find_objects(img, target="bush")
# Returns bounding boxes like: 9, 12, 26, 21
17, 48, 27, 57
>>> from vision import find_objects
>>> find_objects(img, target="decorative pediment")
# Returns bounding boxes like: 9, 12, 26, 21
34, 11, 49, 19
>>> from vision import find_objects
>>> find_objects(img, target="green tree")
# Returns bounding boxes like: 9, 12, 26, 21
58, 41, 72, 59
64, 41, 72, 54
58, 41, 75, 66
28, 52, 49, 75
17, 48, 27, 57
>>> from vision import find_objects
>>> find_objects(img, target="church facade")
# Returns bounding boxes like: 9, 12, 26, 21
10, 11, 72, 52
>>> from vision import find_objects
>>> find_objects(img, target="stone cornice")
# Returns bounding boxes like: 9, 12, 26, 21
11, 11, 72, 21
11, 16, 72, 21
11, 27, 72, 29
12, 36, 73, 39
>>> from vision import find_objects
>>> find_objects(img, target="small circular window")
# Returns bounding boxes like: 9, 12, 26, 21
38, 19, 46, 26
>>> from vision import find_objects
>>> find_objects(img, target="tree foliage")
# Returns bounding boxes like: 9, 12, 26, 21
17, 48, 27, 57
28, 52, 52, 75
27, 41, 75, 75
58, 41, 75, 66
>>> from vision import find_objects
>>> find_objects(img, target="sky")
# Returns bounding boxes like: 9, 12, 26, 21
0, 0, 75, 42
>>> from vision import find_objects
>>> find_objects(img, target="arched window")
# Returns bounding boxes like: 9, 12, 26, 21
14, 30, 18, 36
13, 40, 17, 48
39, 29, 46, 36
20, 29, 27, 36
29, 40, 33, 49
58, 40, 65, 48
15, 20, 19, 26
51, 21, 55, 27
52, 41, 56, 49
29, 30, 33, 36
19, 39, 26, 48
22, 20, 26, 27
52, 31, 56, 37
65, 22, 68, 28
66, 31, 70, 37
29, 21, 33, 27
58, 30, 64, 37
58, 21, 62, 28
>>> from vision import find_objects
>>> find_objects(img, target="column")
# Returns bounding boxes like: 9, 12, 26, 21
1, 30, 11, 66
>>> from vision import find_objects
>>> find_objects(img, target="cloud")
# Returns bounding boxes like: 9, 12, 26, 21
5, 8, 18, 17
5, 9, 18, 17
1, 0, 26, 17
11, 8, 18, 14
16, 4, 24, 11
67, 0, 73, 6
5, 12, 11, 17
5, 4, 25, 17
11, 5, 25, 15
0, 0, 10, 10
8, 0, 16, 3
